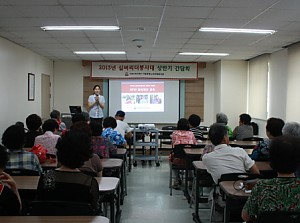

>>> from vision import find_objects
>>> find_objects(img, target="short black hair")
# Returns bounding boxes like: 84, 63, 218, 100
26, 114, 42, 131
208, 123, 228, 145
115, 110, 125, 117
42, 119, 59, 132
56, 130, 92, 169
2, 125, 25, 150
239, 113, 251, 125
266, 117, 285, 137
93, 84, 101, 90
90, 121, 103, 136
70, 121, 92, 137
177, 118, 190, 130
50, 110, 60, 119
188, 114, 201, 127
103, 116, 117, 129
0, 145, 9, 169
269, 135, 300, 174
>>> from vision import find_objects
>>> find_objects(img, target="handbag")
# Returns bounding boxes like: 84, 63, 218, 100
30, 144, 47, 163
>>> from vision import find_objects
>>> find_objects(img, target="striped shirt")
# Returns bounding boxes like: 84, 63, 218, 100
189, 127, 203, 139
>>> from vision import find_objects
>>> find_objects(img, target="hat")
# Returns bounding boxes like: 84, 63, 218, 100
115, 110, 125, 117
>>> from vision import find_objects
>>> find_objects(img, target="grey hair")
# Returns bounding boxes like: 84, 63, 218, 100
216, 112, 228, 125
282, 122, 300, 137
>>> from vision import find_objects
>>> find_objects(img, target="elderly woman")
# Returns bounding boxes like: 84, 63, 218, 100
36, 130, 100, 210
216, 112, 233, 138
249, 117, 285, 161
282, 122, 300, 137
242, 135, 300, 222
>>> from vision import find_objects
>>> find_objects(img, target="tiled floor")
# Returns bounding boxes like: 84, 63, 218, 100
120, 156, 212, 223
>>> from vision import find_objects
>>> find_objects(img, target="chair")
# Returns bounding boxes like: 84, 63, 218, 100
169, 144, 200, 196
256, 211, 300, 223
210, 172, 261, 222
159, 126, 177, 149
4, 168, 40, 176
250, 122, 259, 135
29, 200, 94, 216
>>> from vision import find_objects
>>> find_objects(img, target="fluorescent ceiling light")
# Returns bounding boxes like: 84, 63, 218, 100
41, 26, 120, 31
179, 52, 229, 56
74, 51, 126, 55
199, 27, 276, 34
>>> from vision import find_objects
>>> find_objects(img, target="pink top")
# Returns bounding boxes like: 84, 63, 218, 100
34, 131, 60, 155
171, 130, 197, 147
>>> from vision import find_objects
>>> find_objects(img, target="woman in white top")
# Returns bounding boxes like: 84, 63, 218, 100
88, 85, 105, 127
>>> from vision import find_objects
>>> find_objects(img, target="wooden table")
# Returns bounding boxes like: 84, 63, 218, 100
192, 160, 272, 223
219, 181, 249, 223
13, 176, 121, 223
0, 216, 110, 223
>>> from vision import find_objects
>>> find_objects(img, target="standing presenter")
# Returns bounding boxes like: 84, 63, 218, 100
88, 85, 105, 127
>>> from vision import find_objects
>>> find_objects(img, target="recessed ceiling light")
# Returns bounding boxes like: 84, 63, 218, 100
179, 52, 229, 56
199, 27, 276, 34
74, 51, 126, 55
41, 26, 120, 31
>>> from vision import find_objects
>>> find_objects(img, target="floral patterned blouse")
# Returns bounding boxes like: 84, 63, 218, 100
101, 127, 127, 146
91, 136, 117, 158
243, 178, 300, 220
171, 130, 197, 147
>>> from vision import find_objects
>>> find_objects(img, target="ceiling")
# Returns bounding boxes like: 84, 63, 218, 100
1, 0, 300, 62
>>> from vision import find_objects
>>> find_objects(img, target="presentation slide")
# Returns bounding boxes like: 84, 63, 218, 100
121, 81, 164, 112
109, 79, 179, 124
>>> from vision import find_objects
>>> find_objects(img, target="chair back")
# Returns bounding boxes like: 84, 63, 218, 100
29, 200, 94, 216
4, 168, 40, 176
242, 136, 263, 141
256, 211, 300, 223
250, 122, 259, 135
219, 172, 261, 182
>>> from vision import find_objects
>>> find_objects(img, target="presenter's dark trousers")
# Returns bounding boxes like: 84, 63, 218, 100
90, 117, 103, 128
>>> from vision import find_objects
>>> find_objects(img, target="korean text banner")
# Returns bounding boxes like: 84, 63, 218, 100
91, 62, 198, 79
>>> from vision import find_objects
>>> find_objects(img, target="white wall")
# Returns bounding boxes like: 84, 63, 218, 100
53, 61, 90, 113
0, 37, 53, 136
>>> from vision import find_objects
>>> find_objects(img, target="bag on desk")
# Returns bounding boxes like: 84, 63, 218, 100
30, 144, 47, 163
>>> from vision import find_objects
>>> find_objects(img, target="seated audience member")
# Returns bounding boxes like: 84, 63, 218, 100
90, 121, 117, 158
202, 123, 259, 184
82, 111, 91, 124
36, 130, 100, 210
0, 145, 22, 215
34, 119, 60, 156
216, 112, 233, 138
249, 117, 285, 161
70, 121, 103, 177
232, 113, 253, 140
282, 122, 300, 137
282, 122, 300, 177
242, 135, 300, 222
102, 116, 127, 146
171, 118, 197, 146
114, 110, 133, 140
50, 110, 66, 132
188, 114, 203, 140
2, 125, 42, 174
24, 114, 43, 148
171, 118, 197, 189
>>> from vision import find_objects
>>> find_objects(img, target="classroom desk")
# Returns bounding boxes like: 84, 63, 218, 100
101, 158, 126, 205
13, 176, 121, 223
110, 149, 128, 199
192, 160, 272, 223
219, 181, 249, 223
0, 216, 110, 223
